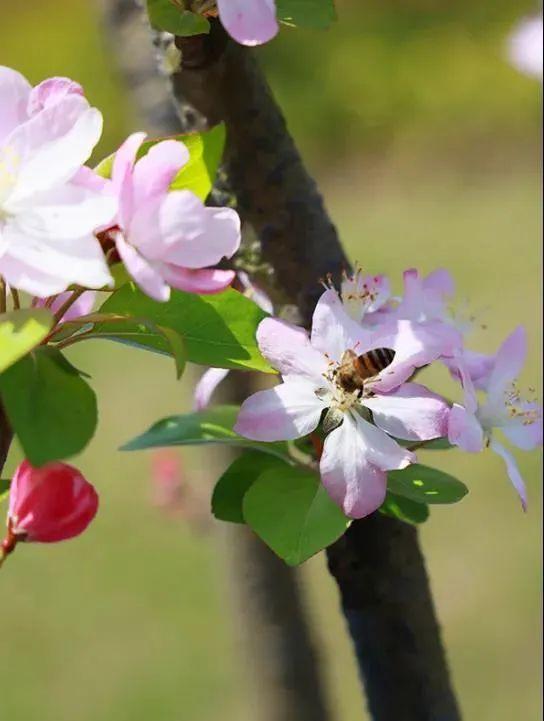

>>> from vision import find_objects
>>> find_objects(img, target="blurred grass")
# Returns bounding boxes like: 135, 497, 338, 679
0, 1, 542, 720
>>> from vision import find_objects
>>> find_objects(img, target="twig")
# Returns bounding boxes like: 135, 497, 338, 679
53, 287, 86, 324
11, 289, 20, 311
0, 279, 6, 314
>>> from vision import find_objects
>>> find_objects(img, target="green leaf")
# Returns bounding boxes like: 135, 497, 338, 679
379, 493, 430, 525
243, 467, 350, 565
212, 452, 290, 524
95, 284, 274, 373
0, 309, 54, 373
423, 437, 454, 450
121, 405, 290, 462
276, 0, 337, 29
387, 464, 468, 505
397, 437, 454, 451
0, 347, 97, 466
94, 125, 225, 201
155, 325, 186, 380
171, 125, 226, 201
0, 479, 10, 504
146, 0, 210, 36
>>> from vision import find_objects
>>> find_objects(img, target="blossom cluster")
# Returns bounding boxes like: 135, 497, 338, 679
0, 67, 240, 302
235, 268, 542, 518
0, 63, 540, 563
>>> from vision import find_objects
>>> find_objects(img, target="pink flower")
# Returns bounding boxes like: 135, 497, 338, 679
448, 327, 542, 509
1, 460, 99, 564
235, 289, 452, 518
0, 67, 116, 296
106, 133, 241, 302
217, 0, 279, 46
33, 290, 96, 323
507, 15, 543, 80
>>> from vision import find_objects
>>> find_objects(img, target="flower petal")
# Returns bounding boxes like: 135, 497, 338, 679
193, 367, 230, 411
423, 268, 455, 296
5, 97, 103, 205
365, 382, 450, 441
448, 403, 485, 453
217, 0, 279, 46
350, 412, 415, 471
115, 232, 170, 302
235, 378, 324, 441
0, 255, 72, 297
502, 403, 543, 450
132, 139, 189, 206
256, 317, 328, 380
2, 225, 112, 296
0, 66, 31, 143
27, 77, 84, 115
490, 439, 528, 511
311, 288, 373, 362
129, 190, 240, 268
320, 414, 387, 518
443, 349, 495, 391
487, 326, 527, 395
238, 270, 274, 313
13, 182, 117, 239
396, 268, 452, 323
370, 319, 463, 392
111, 131, 146, 226
160, 266, 235, 294
34, 290, 96, 323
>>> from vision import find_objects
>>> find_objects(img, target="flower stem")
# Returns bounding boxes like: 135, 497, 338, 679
11, 288, 20, 311
0, 279, 6, 314
53, 287, 86, 324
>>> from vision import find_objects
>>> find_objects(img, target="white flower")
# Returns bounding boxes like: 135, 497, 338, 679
0, 67, 116, 297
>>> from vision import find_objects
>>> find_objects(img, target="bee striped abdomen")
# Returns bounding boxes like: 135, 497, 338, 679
356, 347, 395, 379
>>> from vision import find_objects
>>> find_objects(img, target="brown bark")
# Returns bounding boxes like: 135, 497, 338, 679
100, 4, 461, 718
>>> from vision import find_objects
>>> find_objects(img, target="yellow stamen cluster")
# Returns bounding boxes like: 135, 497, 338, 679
504, 383, 541, 426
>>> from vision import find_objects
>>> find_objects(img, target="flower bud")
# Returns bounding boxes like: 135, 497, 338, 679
1, 461, 99, 565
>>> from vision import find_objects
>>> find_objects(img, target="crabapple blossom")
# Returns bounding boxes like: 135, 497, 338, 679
1, 460, 99, 564
0, 67, 116, 296
448, 326, 542, 509
340, 267, 462, 331
217, 0, 278, 46
235, 289, 453, 518
104, 132, 241, 302
194, 271, 273, 410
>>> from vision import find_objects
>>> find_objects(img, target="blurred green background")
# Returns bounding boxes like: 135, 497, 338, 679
0, 1, 541, 720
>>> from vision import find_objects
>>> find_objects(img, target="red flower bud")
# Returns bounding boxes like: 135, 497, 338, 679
1, 460, 99, 565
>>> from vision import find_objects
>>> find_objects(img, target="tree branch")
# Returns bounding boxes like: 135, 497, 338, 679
100, 5, 461, 718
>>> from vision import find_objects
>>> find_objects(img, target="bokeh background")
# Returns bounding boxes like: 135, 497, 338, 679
0, 1, 542, 720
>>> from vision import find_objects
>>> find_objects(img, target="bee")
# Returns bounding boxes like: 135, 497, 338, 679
336, 347, 396, 394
